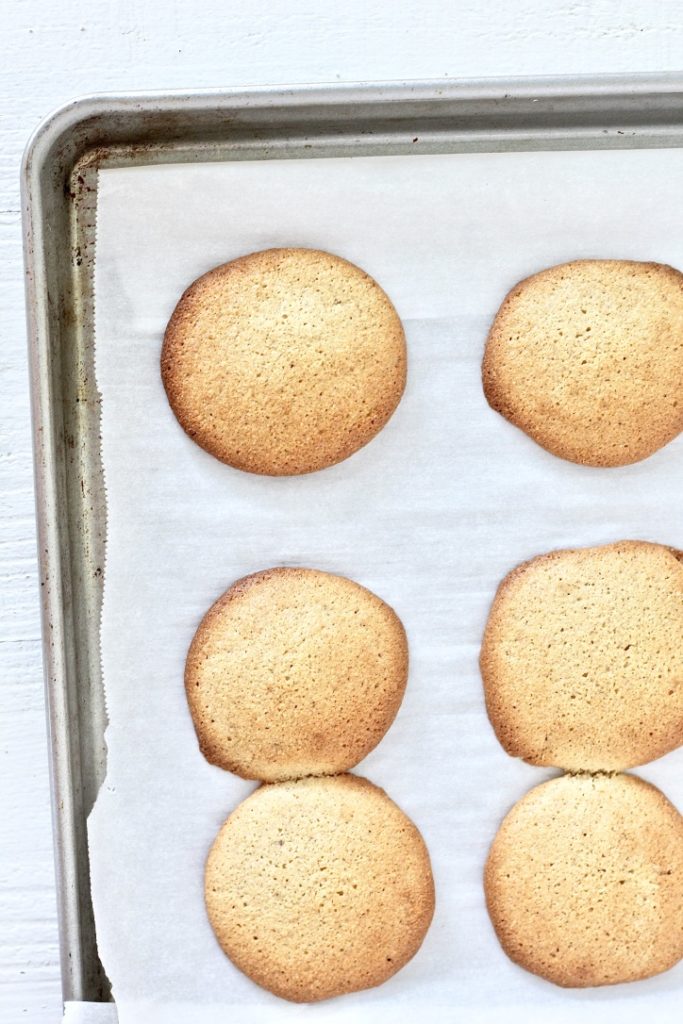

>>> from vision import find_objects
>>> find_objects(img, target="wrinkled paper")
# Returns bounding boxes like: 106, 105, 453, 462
91, 148, 683, 1024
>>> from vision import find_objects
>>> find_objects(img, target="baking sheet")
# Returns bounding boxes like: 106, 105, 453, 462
90, 149, 683, 1024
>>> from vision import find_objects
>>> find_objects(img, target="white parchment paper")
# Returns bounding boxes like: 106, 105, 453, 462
91, 149, 683, 1024
62, 1002, 119, 1024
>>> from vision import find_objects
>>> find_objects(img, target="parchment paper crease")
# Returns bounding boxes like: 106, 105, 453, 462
91, 149, 683, 1023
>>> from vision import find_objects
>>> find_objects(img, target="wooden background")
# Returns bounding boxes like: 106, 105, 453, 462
2, 1, 683, 1018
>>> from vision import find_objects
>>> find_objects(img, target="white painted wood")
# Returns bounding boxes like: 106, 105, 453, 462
2, 1, 682, 1019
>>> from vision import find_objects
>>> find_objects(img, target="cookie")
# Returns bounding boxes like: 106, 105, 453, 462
485, 773, 683, 987
482, 259, 683, 466
186, 567, 408, 782
480, 541, 683, 772
161, 248, 406, 475
205, 774, 435, 1002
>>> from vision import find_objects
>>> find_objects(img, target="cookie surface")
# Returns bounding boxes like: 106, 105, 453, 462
161, 247, 406, 475
481, 541, 683, 772
186, 567, 408, 781
485, 773, 683, 987
482, 259, 683, 466
205, 774, 434, 1002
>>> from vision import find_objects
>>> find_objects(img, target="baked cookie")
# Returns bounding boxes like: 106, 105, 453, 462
161, 248, 406, 475
482, 259, 683, 466
481, 541, 683, 772
186, 567, 408, 781
205, 774, 435, 1002
485, 773, 683, 987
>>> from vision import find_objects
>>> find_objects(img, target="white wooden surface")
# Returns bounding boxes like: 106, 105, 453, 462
2, 1, 683, 1019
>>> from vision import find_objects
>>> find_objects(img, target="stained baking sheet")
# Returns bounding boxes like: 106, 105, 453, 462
90, 148, 683, 1023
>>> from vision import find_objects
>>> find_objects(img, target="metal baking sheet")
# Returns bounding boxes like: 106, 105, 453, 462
21, 74, 683, 1007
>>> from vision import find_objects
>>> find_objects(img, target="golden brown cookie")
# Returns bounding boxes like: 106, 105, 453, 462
482, 259, 683, 466
161, 248, 407, 475
480, 541, 683, 772
205, 774, 435, 1002
186, 567, 408, 782
485, 773, 683, 987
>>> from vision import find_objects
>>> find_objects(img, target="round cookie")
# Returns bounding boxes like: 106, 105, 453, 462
480, 540, 683, 772
161, 247, 407, 475
205, 774, 435, 1002
186, 567, 408, 781
485, 773, 683, 987
482, 259, 683, 466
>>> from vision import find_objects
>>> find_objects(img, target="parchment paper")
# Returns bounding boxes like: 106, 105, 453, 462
62, 1002, 118, 1024
90, 148, 683, 1024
